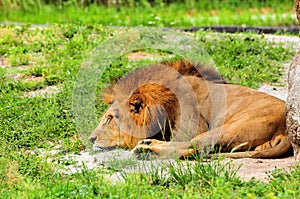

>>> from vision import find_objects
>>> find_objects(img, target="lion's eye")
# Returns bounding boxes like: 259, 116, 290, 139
104, 115, 113, 124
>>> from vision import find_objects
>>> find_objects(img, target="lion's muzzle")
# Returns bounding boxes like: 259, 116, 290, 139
90, 136, 97, 144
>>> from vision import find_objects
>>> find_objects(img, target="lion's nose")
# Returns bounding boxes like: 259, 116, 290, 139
90, 137, 97, 144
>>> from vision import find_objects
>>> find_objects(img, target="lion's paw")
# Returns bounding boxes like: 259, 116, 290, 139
132, 144, 157, 160
137, 139, 153, 146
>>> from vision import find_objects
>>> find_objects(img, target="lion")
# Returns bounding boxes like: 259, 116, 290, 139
90, 60, 292, 159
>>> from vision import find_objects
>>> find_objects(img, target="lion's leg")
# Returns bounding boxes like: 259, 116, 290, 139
132, 139, 192, 159
191, 124, 291, 158
216, 135, 291, 158
132, 126, 229, 159
254, 134, 284, 151
132, 122, 290, 159
192, 127, 276, 152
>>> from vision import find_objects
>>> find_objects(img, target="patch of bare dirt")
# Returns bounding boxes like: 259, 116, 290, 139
127, 52, 162, 61
23, 76, 44, 82
258, 85, 288, 101
265, 35, 300, 50
6, 73, 24, 81
22, 85, 61, 98
232, 157, 295, 182
0, 56, 8, 68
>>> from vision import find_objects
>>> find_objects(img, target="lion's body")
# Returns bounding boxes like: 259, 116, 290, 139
90, 60, 291, 158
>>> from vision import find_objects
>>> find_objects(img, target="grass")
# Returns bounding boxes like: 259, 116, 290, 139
0, 0, 296, 27
0, 23, 298, 197
1, 154, 300, 198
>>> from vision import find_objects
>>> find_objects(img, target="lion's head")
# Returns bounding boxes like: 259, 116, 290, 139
90, 64, 182, 150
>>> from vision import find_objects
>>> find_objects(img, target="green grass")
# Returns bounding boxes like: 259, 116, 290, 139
1, 154, 300, 198
0, 24, 298, 197
201, 33, 293, 87
0, 0, 296, 26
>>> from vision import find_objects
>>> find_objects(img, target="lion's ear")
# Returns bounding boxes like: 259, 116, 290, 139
129, 94, 145, 114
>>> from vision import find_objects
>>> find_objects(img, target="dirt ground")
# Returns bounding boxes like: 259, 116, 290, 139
61, 34, 299, 182
231, 156, 296, 182
63, 150, 296, 182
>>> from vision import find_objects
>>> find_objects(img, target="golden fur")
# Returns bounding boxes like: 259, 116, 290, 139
90, 60, 292, 158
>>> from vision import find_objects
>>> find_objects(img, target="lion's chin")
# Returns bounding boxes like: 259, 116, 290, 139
92, 145, 117, 152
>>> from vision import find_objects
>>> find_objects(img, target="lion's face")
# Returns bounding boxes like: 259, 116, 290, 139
89, 63, 197, 151
89, 105, 123, 150
90, 82, 180, 151
89, 101, 143, 150
90, 90, 171, 150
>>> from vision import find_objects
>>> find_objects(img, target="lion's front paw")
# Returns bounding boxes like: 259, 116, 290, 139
132, 144, 157, 160
137, 139, 153, 145
132, 139, 190, 160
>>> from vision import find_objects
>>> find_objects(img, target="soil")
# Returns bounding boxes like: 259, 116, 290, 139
61, 34, 299, 182
22, 85, 61, 98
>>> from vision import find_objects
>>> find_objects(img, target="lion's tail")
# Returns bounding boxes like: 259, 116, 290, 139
216, 136, 292, 159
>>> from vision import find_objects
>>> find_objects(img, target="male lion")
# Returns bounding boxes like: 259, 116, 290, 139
90, 60, 292, 159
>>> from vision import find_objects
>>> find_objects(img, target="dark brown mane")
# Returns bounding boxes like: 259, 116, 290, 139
161, 60, 227, 84
103, 59, 227, 104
